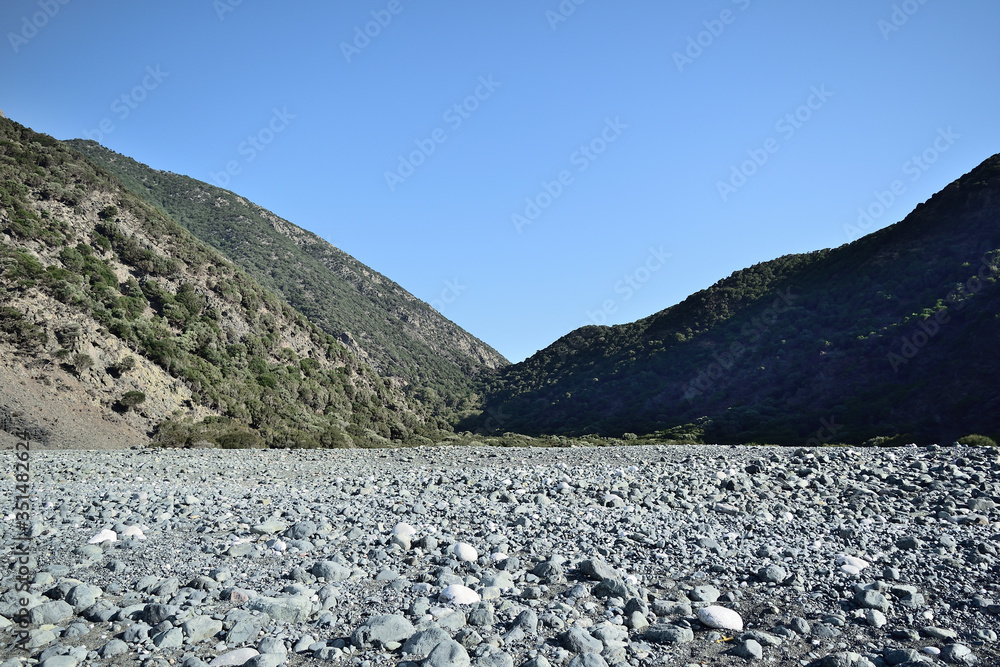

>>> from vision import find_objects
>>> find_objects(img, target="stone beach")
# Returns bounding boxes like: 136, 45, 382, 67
1, 443, 998, 667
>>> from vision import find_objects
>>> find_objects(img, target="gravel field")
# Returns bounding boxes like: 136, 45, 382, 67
1, 443, 998, 667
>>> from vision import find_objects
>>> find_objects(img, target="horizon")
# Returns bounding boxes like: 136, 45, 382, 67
3, 1, 999, 362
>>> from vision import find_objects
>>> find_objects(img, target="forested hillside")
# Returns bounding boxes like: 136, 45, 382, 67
468, 154, 1000, 445
65, 140, 506, 423
1, 118, 434, 448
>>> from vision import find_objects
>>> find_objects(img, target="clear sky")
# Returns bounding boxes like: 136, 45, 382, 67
3, 1, 999, 362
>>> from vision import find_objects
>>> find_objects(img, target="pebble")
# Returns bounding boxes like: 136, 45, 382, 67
209, 649, 260, 666
451, 542, 479, 563
351, 614, 415, 649
425, 639, 471, 667
439, 584, 481, 605
697, 606, 744, 632
4, 444, 997, 667
88, 528, 117, 544
731, 638, 763, 660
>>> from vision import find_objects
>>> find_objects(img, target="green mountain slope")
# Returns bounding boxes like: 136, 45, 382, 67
63, 140, 506, 421
1, 117, 433, 448
468, 154, 1000, 444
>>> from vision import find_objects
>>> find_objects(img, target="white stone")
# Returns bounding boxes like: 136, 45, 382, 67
209, 648, 260, 666
836, 555, 870, 575
392, 522, 416, 538
697, 605, 743, 632
121, 526, 145, 540
439, 584, 480, 605
865, 609, 887, 628
88, 529, 117, 544
451, 542, 478, 563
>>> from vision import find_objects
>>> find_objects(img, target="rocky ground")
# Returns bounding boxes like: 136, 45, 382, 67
1, 443, 998, 667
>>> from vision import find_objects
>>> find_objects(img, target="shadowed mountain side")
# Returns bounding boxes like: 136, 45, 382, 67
466, 154, 1000, 444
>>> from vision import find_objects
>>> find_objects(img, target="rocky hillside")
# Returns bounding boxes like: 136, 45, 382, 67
63, 140, 507, 421
468, 154, 1000, 445
0, 117, 431, 449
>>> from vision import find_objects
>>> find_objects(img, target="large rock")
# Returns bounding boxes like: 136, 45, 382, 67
645, 624, 694, 644
440, 584, 481, 605
426, 640, 471, 667
561, 627, 603, 653
29, 600, 74, 625
210, 648, 260, 666
854, 589, 890, 613
65, 584, 101, 611
311, 560, 351, 582
451, 542, 479, 563
182, 615, 224, 643
143, 603, 180, 625
403, 627, 451, 657
580, 558, 618, 581
697, 606, 744, 632
351, 614, 415, 649
248, 596, 312, 623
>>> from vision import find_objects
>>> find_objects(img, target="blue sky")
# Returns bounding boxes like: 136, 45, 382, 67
3, 1, 999, 363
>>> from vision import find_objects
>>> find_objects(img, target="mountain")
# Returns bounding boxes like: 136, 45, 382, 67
0, 117, 435, 449
63, 140, 506, 422
467, 153, 1000, 445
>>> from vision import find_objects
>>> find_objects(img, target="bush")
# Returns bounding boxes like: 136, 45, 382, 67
957, 434, 997, 448
0, 307, 47, 349
71, 353, 93, 375
109, 355, 136, 377
120, 391, 146, 409
150, 420, 191, 448
215, 429, 263, 449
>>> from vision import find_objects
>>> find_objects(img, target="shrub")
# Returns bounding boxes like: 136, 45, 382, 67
215, 429, 263, 449
115, 355, 136, 373
957, 434, 997, 448
120, 391, 146, 409
150, 420, 191, 448
71, 353, 93, 375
